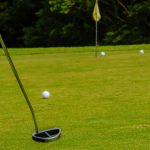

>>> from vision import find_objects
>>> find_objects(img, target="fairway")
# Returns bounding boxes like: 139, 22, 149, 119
0, 45, 150, 149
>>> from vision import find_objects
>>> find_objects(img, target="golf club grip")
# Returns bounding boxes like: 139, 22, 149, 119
0, 34, 38, 133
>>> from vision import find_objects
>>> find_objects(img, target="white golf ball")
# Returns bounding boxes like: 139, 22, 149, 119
139, 49, 144, 54
100, 51, 106, 56
42, 91, 50, 99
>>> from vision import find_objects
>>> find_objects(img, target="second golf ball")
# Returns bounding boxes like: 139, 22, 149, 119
100, 51, 106, 56
42, 91, 50, 99
139, 49, 144, 54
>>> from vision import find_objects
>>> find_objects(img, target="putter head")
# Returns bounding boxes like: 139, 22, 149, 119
32, 128, 61, 142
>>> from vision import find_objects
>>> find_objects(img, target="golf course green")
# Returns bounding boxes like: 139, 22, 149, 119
0, 45, 150, 149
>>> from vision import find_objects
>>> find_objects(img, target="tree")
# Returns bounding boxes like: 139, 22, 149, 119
0, 0, 41, 47
24, 0, 96, 46
0, 0, 149, 47
103, 0, 150, 44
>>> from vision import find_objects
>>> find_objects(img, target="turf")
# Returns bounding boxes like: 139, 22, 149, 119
0, 45, 150, 149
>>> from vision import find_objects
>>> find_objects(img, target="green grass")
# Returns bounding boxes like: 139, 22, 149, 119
0, 44, 150, 55
0, 45, 150, 150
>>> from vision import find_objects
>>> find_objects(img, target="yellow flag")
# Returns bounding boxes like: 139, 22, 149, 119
93, 0, 101, 22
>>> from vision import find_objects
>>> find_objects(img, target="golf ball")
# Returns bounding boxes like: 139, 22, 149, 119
100, 51, 106, 56
139, 49, 144, 54
42, 91, 50, 99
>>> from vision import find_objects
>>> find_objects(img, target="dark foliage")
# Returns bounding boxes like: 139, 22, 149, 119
0, 0, 149, 47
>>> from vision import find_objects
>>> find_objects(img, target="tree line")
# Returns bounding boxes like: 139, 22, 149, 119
0, 0, 149, 47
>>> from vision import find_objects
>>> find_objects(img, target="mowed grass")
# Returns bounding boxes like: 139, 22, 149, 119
0, 45, 150, 150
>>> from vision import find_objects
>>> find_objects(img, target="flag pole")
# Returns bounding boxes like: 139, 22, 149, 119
95, 21, 98, 57
93, 0, 101, 58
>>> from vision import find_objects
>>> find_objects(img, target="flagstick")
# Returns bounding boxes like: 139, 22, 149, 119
95, 21, 98, 57
93, 0, 101, 57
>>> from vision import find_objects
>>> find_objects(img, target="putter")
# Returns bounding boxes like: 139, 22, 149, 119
0, 34, 61, 142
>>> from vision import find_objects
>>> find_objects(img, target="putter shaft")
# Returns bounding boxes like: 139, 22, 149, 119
0, 34, 38, 133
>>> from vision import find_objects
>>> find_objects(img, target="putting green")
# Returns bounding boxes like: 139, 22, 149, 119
0, 45, 150, 149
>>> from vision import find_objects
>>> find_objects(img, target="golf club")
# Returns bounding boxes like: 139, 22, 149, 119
0, 34, 61, 142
